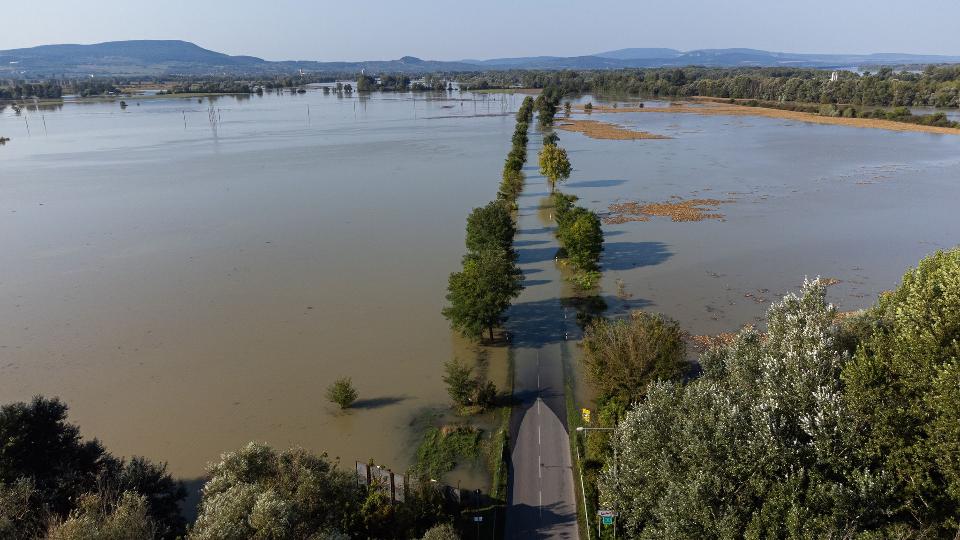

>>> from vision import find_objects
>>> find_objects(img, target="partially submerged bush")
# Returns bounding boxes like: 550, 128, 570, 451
326, 377, 358, 409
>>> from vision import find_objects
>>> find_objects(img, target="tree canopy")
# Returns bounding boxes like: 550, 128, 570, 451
538, 144, 571, 188
0, 397, 186, 539
600, 250, 960, 538
442, 250, 522, 341
843, 249, 960, 531
191, 442, 358, 539
582, 312, 688, 407
465, 200, 515, 255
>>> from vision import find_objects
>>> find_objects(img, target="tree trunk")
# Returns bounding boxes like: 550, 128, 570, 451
489, 326, 494, 342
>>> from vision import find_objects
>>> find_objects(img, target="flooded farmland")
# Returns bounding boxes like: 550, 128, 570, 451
2, 89, 959, 483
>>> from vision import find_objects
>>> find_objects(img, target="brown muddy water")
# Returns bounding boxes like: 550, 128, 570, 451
0, 90, 521, 486
2, 89, 959, 488
557, 95, 960, 338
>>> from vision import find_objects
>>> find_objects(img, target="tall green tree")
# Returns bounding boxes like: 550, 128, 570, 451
599, 281, 868, 538
538, 144, 571, 188
0, 397, 186, 539
442, 250, 522, 341
843, 249, 960, 533
557, 210, 603, 271
465, 200, 515, 256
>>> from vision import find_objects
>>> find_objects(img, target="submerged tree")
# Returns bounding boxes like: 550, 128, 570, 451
538, 144, 571, 188
465, 200, 515, 256
442, 250, 522, 341
442, 359, 475, 407
557, 210, 603, 271
326, 377, 359, 409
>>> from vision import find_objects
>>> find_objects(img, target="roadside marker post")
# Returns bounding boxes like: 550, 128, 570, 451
598, 510, 617, 538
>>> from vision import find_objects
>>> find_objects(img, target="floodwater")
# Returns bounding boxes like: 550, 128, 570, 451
0, 89, 519, 482
557, 95, 960, 337
1, 89, 959, 486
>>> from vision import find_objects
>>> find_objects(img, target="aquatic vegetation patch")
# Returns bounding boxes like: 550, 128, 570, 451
556, 119, 669, 140
606, 198, 731, 223
414, 425, 481, 480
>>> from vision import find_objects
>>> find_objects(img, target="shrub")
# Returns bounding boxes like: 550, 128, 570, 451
442, 359, 475, 407
326, 377, 358, 409
581, 311, 687, 406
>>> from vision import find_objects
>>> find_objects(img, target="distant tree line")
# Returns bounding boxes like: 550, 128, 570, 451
0, 79, 128, 99
0, 82, 63, 100
456, 65, 960, 108
732, 98, 960, 128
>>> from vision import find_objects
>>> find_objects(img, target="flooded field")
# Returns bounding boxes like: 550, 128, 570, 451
2, 89, 959, 484
557, 96, 960, 336
0, 90, 518, 482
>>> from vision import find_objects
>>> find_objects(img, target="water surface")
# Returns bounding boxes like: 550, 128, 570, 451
2, 89, 958, 481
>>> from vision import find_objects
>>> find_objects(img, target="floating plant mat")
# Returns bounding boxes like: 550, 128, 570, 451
555, 119, 670, 140
605, 197, 732, 224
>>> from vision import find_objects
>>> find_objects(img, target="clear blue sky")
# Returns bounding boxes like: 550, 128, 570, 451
4, 0, 959, 60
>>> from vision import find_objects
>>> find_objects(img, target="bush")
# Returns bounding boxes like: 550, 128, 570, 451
582, 311, 688, 406
442, 359, 475, 407
414, 427, 481, 480
568, 269, 601, 291
421, 522, 459, 540
473, 380, 497, 410
326, 377, 358, 409
47, 492, 156, 540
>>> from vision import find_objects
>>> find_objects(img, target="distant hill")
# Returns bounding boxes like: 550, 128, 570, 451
593, 48, 683, 60
2, 40, 959, 78
0, 40, 480, 77
0, 40, 269, 76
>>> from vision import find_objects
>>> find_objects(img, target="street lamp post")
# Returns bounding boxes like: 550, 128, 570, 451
576, 426, 618, 539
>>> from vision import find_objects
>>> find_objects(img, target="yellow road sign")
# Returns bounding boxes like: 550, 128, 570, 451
581, 408, 591, 423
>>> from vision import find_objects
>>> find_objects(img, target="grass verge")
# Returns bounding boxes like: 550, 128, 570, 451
563, 339, 595, 540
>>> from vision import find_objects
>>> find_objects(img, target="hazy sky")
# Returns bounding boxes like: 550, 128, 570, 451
4, 0, 959, 60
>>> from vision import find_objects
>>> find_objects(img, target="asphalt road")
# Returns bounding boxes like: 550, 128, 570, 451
503, 135, 579, 539
506, 343, 578, 539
